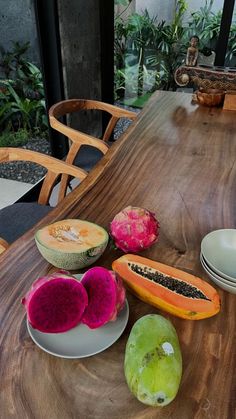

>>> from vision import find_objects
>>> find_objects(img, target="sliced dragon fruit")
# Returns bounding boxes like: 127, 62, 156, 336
81, 267, 126, 329
22, 272, 88, 333
109, 271, 126, 321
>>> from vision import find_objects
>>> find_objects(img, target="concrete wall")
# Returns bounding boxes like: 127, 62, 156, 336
0, 0, 40, 67
58, 0, 101, 102
58, 0, 102, 135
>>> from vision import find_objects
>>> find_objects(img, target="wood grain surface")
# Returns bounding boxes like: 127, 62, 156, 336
0, 91, 235, 419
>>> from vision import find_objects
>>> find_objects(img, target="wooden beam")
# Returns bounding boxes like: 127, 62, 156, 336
99, 0, 115, 138
34, 0, 68, 159
215, 0, 235, 66
99, 0, 114, 105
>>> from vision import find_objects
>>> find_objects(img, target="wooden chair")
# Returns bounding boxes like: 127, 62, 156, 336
0, 237, 9, 255
0, 147, 87, 244
49, 99, 137, 198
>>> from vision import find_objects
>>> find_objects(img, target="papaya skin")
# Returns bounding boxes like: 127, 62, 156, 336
125, 315, 182, 406
112, 254, 220, 320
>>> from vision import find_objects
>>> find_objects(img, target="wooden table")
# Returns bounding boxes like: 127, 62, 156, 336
1, 91, 235, 418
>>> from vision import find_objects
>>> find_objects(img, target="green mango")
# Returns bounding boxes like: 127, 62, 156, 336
124, 314, 182, 407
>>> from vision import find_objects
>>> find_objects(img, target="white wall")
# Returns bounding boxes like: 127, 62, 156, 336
135, 0, 226, 23
136, 0, 174, 23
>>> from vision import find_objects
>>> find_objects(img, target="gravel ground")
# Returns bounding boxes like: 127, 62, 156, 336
0, 104, 139, 184
0, 138, 51, 184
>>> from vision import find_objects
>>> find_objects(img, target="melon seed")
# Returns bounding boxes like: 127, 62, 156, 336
128, 263, 210, 301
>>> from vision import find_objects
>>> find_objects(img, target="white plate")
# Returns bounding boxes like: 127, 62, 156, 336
200, 254, 236, 294
201, 229, 236, 280
27, 274, 129, 358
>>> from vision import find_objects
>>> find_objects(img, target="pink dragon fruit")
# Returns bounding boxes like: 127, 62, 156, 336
22, 272, 88, 333
110, 206, 160, 253
81, 267, 126, 329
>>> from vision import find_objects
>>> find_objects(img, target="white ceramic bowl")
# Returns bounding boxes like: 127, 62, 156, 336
201, 229, 236, 280
201, 253, 236, 285
200, 254, 236, 294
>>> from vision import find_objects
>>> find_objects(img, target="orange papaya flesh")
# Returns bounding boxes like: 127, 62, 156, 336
112, 254, 220, 320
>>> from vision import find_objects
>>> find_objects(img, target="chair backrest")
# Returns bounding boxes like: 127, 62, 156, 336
49, 99, 137, 143
49, 99, 137, 199
0, 148, 87, 205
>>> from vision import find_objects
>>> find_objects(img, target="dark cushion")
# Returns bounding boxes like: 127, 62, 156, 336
74, 144, 112, 172
0, 202, 52, 243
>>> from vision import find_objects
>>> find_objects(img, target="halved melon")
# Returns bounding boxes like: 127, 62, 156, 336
112, 254, 220, 320
35, 219, 108, 270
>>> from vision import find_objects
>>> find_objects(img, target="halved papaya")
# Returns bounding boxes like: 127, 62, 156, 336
112, 254, 220, 320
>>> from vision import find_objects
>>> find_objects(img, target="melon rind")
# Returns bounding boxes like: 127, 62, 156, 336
35, 220, 109, 270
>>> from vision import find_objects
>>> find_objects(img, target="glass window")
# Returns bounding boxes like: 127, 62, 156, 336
114, 0, 230, 107
225, 2, 236, 67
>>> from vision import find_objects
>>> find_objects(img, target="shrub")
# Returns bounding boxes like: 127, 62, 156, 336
0, 128, 29, 147
0, 41, 48, 136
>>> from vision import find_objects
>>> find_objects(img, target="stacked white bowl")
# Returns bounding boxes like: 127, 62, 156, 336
200, 229, 236, 294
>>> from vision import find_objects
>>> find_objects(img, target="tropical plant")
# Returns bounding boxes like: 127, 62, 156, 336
115, 9, 162, 97
186, 0, 215, 35
147, 0, 187, 91
187, 1, 236, 65
0, 80, 47, 133
126, 10, 159, 95
115, 63, 160, 100
114, 69, 126, 100
0, 41, 30, 79
0, 41, 48, 137
14, 61, 45, 99
0, 128, 29, 147
114, 1, 188, 98
173, 0, 188, 32
186, 0, 221, 50
115, 17, 132, 71
227, 22, 236, 64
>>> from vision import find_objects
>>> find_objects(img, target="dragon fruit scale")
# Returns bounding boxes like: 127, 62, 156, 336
110, 206, 160, 253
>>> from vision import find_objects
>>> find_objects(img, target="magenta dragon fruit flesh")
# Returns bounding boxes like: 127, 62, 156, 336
22, 272, 88, 333
81, 267, 126, 329
110, 206, 160, 253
